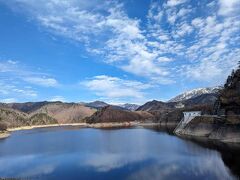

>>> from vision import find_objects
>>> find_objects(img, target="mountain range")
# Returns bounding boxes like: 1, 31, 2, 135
0, 86, 221, 128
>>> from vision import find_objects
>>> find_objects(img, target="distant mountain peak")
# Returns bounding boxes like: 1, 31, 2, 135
169, 86, 222, 102
119, 103, 140, 111
85, 101, 109, 109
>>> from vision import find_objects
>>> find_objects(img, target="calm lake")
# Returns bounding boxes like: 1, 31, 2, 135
0, 127, 239, 180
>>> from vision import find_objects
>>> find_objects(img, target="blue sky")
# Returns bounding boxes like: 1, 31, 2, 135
0, 0, 239, 104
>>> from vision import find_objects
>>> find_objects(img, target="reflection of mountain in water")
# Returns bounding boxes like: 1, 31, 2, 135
181, 137, 240, 178
142, 127, 240, 178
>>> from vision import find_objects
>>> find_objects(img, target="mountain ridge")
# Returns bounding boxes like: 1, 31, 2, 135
168, 87, 222, 102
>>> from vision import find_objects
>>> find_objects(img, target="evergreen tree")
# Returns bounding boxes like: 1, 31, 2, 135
231, 69, 235, 77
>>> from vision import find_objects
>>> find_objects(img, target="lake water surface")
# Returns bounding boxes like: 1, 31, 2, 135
0, 127, 239, 180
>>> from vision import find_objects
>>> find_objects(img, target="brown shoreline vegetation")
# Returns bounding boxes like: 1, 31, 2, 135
0, 122, 160, 139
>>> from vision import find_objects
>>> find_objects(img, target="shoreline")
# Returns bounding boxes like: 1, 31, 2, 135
1, 122, 239, 144
7, 123, 87, 132
0, 131, 10, 139
0, 122, 161, 139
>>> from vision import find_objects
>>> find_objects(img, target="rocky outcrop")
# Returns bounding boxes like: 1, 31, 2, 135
176, 116, 240, 143
86, 106, 154, 123
176, 66, 240, 143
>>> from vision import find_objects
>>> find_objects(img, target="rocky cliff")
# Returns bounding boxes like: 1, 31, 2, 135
176, 66, 240, 143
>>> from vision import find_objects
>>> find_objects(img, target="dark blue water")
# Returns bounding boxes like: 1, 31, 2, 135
0, 127, 238, 180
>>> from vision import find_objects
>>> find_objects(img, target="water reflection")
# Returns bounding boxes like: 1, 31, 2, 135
0, 127, 238, 180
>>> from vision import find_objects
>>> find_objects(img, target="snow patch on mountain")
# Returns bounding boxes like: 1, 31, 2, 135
169, 87, 222, 102
120, 103, 140, 111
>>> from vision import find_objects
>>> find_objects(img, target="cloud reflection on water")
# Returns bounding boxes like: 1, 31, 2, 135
0, 128, 237, 179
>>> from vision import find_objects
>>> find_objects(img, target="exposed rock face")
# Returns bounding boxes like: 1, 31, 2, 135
176, 67, 240, 143
86, 106, 154, 123
176, 116, 240, 143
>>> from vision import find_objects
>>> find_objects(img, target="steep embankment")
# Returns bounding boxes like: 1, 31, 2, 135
176, 116, 240, 143
86, 106, 154, 123
176, 67, 240, 143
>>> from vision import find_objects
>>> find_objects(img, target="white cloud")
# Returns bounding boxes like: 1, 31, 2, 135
0, 60, 59, 87
2, 0, 240, 87
147, 0, 240, 84
166, 0, 187, 7
218, 0, 240, 16
157, 57, 173, 62
2, 0, 173, 85
24, 77, 58, 87
82, 75, 152, 102
0, 80, 38, 98
7, 60, 18, 65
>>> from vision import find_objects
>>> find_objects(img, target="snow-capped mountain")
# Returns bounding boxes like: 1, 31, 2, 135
169, 87, 222, 102
120, 103, 140, 111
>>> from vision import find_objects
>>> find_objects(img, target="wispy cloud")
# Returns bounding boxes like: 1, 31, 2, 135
218, 0, 240, 16
0, 79, 38, 103
0, 60, 59, 102
5, 0, 238, 86
2, 0, 175, 84
1, 0, 239, 101
82, 75, 152, 103
24, 77, 58, 87
0, 60, 59, 87
147, 0, 240, 84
